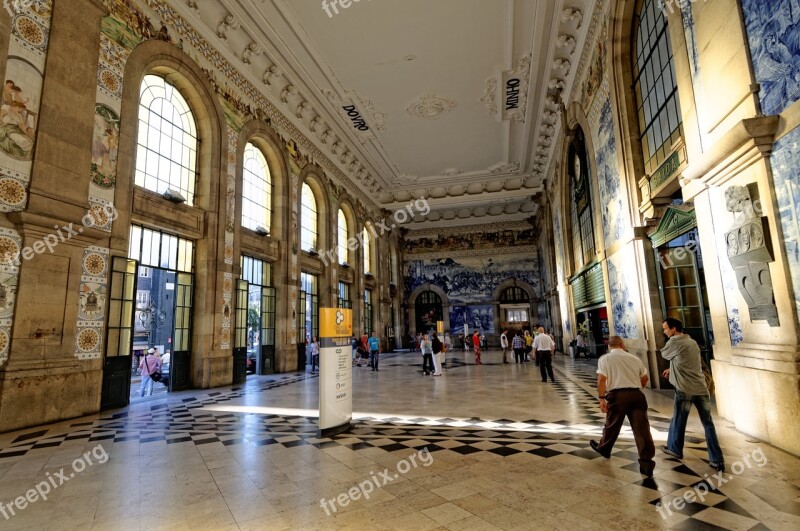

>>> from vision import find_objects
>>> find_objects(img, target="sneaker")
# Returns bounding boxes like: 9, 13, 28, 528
662, 446, 683, 460
639, 465, 655, 477
590, 440, 610, 458
709, 461, 725, 472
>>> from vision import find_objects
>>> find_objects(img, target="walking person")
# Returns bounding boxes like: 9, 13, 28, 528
590, 336, 656, 477
444, 333, 453, 359
533, 326, 555, 382
500, 329, 510, 364
660, 318, 725, 471
512, 331, 525, 363
139, 347, 162, 397
431, 332, 443, 376
420, 333, 434, 375
472, 330, 482, 364
308, 336, 319, 374
368, 332, 381, 372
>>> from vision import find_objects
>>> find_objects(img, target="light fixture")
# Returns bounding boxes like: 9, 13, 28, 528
255, 226, 269, 236
308, 248, 319, 256
162, 188, 186, 203
341, 261, 350, 268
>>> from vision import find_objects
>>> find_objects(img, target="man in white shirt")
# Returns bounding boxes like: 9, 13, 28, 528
500, 329, 509, 364
590, 336, 655, 477
532, 326, 555, 382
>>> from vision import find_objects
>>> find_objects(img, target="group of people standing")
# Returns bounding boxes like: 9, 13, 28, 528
501, 327, 557, 382
590, 318, 725, 477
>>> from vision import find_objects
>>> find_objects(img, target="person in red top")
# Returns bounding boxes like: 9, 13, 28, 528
472, 330, 482, 365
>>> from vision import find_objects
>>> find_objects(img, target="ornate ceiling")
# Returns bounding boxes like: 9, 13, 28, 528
172, 0, 595, 227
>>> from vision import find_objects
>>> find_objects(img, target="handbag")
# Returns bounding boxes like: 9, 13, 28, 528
145, 356, 162, 382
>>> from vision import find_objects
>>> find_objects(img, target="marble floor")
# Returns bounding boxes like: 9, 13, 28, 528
0, 350, 798, 530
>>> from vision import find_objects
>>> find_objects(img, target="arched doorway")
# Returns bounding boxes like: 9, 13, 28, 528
499, 285, 531, 333
414, 290, 443, 335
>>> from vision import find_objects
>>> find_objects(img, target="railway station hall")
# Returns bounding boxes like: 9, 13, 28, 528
0, 0, 799, 529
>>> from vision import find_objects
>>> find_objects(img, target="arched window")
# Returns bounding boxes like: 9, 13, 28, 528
499, 286, 530, 303
569, 128, 595, 270
362, 225, 372, 274
633, 0, 683, 176
301, 183, 318, 251
241, 142, 272, 233
338, 209, 349, 265
135, 74, 198, 205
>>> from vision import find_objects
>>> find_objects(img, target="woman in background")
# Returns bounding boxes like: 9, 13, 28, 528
420, 334, 434, 376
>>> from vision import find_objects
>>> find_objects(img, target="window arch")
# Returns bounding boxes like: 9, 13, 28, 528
569, 128, 595, 270
338, 208, 350, 265
301, 182, 318, 251
500, 286, 530, 303
135, 74, 198, 205
362, 225, 372, 274
632, 0, 683, 177
241, 142, 272, 233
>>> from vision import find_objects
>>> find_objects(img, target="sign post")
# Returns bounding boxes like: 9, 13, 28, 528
318, 308, 353, 437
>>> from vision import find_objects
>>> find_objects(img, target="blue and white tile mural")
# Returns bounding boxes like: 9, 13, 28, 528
405, 255, 539, 306
450, 305, 495, 334
742, 0, 800, 115
590, 89, 631, 248
606, 247, 642, 339
771, 126, 800, 317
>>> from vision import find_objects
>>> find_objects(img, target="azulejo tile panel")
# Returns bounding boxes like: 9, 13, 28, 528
75, 246, 110, 360
771, 126, 800, 318
606, 245, 642, 339
741, 0, 800, 116
0, 227, 21, 364
0, 0, 53, 211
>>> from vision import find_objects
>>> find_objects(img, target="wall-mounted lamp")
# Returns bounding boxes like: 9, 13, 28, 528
254, 226, 270, 237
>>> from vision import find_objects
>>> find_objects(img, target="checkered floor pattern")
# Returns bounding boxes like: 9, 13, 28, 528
0, 353, 787, 530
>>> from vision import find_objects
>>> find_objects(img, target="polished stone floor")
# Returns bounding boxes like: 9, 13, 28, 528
0, 350, 798, 530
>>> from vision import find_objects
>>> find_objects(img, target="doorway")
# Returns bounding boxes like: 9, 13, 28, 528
297, 272, 318, 371
414, 290, 442, 335
655, 227, 713, 386
234, 256, 276, 383
101, 226, 194, 407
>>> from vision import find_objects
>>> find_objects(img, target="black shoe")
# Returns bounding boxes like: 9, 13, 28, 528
662, 446, 683, 460
541, 379, 547, 382
375, 369, 379, 371
590, 440, 610, 458
709, 461, 725, 472
639, 466, 654, 477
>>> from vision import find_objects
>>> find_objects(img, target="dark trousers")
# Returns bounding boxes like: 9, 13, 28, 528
537, 351, 554, 381
596, 389, 656, 472
514, 348, 524, 363
422, 353, 433, 374
370, 351, 379, 370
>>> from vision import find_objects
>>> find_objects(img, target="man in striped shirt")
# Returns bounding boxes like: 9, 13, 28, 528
512, 332, 525, 363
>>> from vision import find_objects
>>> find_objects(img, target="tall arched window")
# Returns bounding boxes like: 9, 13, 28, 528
338, 209, 349, 264
241, 142, 272, 233
300, 182, 318, 251
135, 75, 198, 205
362, 225, 372, 274
569, 128, 595, 270
633, 0, 683, 176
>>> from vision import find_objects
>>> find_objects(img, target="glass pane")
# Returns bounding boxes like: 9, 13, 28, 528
121, 301, 134, 326
119, 329, 131, 356
663, 287, 681, 307
108, 301, 121, 327
107, 330, 119, 355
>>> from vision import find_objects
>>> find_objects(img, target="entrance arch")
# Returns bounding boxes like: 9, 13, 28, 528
408, 284, 450, 337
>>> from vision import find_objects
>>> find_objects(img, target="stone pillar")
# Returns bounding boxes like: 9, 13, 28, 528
0, 0, 107, 431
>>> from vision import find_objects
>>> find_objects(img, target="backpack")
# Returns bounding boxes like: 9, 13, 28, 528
701, 359, 715, 396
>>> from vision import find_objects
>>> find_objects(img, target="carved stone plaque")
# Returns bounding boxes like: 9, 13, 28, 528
724, 185, 779, 326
